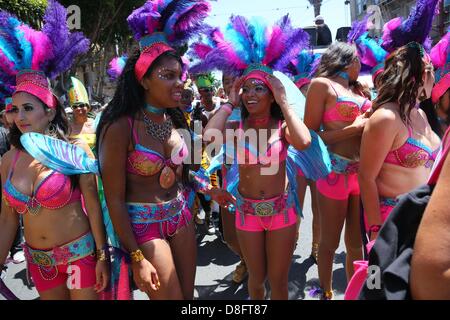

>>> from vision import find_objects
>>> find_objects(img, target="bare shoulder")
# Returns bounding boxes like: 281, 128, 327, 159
100, 116, 131, 142
309, 77, 330, 89
368, 104, 402, 134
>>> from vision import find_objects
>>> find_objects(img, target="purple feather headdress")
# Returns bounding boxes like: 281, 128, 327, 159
381, 0, 440, 53
347, 12, 372, 44
0, 0, 90, 107
107, 55, 128, 82
127, 0, 211, 81
190, 14, 310, 88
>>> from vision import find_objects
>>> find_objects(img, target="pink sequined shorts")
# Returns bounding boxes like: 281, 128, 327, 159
24, 231, 97, 292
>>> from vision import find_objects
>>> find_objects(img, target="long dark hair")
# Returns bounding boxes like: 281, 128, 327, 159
372, 44, 427, 123
8, 97, 70, 150
96, 48, 192, 185
315, 42, 357, 78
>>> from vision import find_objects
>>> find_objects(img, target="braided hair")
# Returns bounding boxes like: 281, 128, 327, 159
96, 49, 192, 185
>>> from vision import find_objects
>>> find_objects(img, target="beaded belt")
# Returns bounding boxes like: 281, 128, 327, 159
23, 232, 95, 267
127, 192, 186, 224
236, 189, 294, 224
329, 152, 359, 175
379, 196, 399, 208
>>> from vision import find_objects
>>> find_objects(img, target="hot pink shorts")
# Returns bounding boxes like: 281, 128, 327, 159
24, 233, 97, 293
131, 206, 192, 245
316, 171, 360, 200
235, 207, 297, 232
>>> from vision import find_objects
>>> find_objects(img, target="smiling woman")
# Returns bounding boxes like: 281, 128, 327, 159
95, 0, 214, 300
0, 0, 109, 301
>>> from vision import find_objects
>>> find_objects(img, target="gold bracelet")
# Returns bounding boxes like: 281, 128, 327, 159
130, 249, 145, 263
96, 249, 107, 262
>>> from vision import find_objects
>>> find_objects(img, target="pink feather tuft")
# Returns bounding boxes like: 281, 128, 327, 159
430, 33, 450, 68
18, 24, 53, 71
381, 17, 402, 44
262, 26, 285, 65
193, 43, 213, 60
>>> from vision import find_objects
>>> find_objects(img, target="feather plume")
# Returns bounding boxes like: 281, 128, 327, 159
382, 0, 439, 52
347, 12, 372, 43
18, 25, 53, 70
127, 1, 160, 41
107, 55, 128, 82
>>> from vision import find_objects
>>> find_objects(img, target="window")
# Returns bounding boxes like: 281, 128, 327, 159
356, 0, 365, 15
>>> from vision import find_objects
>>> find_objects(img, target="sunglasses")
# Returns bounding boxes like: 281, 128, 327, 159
71, 104, 88, 109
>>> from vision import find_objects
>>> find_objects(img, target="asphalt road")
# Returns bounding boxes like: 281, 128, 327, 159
1, 187, 347, 300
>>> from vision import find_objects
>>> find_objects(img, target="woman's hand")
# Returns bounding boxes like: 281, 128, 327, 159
131, 259, 160, 295
351, 113, 370, 134
94, 260, 110, 293
265, 74, 288, 106
206, 188, 236, 209
228, 77, 244, 107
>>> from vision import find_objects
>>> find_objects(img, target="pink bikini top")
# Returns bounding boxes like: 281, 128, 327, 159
323, 82, 372, 123
126, 117, 188, 177
236, 120, 288, 165
384, 126, 439, 169
2, 150, 81, 215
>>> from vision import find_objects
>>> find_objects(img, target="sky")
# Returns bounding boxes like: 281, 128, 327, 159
205, 0, 352, 39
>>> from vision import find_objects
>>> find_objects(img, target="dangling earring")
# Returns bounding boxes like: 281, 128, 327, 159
48, 123, 57, 137
418, 88, 428, 102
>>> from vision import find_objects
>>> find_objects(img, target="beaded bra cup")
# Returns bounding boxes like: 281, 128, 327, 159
2, 150, 81, 215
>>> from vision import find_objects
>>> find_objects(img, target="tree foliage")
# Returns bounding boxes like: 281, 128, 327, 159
0, 0, 47, 28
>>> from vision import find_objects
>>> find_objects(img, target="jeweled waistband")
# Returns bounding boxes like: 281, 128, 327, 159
127, 192, 186, 224
329, 152, 359, 175
236, 189, 294, 217
379, 196, 399, 208
24, 232, 95, 267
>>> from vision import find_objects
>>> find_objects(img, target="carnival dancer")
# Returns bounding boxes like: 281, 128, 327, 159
67, 77, 96, 150
202, 14, 311, 300
95, 0, 222, 300
359, 42, 441, 239
0, 1, 109, 300
305, 41, 371, 300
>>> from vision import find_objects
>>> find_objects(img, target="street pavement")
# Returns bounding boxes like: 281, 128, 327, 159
1, 187, 347, 300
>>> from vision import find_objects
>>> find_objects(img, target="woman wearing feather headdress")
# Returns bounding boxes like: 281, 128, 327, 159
96, 0, 215, 299
202, 14, 311, 300
359, 0, 441, 241
359, 43, 441, 238
305, 41, 370, 300
0, 1, 109, 300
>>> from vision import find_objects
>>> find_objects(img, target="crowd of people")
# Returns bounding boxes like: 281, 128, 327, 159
0, 0, 449, 300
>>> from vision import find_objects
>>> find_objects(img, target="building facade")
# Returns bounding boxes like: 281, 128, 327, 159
349, 0, 450, 42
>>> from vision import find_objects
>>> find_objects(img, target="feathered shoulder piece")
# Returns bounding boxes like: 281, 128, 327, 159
430, 29, 450, 103
107, 55, 128, 82
127, 0, 211, 81
0, 0, 90, 106
191, 14, 310, 78
381, 0, 439, 53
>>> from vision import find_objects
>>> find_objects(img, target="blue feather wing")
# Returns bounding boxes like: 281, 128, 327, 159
20, 133, 99, 175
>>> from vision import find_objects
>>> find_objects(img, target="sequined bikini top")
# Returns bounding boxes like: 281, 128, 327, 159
2, 150, 81, 215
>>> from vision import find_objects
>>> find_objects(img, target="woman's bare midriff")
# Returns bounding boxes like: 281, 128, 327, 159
238, 162, 288, 199
126, 171, 182, 203
23, 202, 91, 249
376, 163, 433, 198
